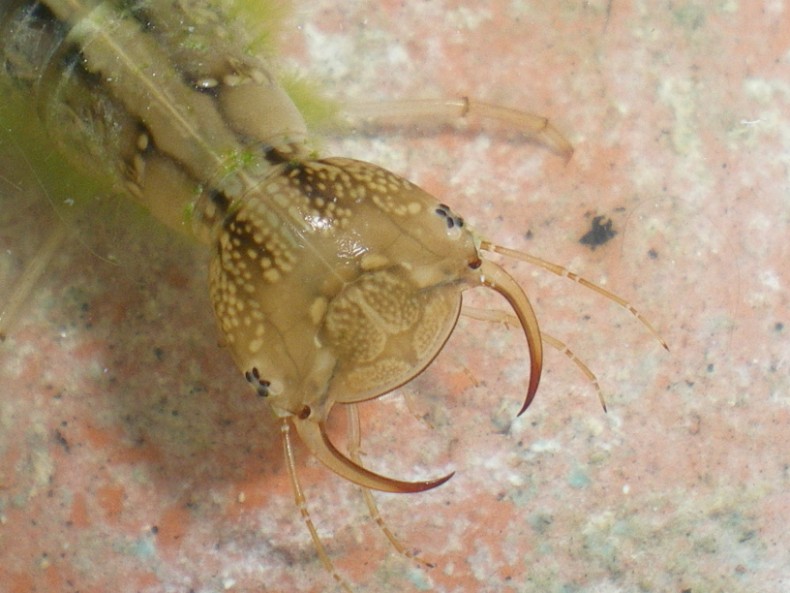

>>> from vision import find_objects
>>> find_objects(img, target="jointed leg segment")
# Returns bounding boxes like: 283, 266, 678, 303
281, 420, 354, 593
340, 97, 573, 159
346, 404, 437, 569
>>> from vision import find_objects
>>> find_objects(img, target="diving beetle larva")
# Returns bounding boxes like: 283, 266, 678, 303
0, 1, 667, 590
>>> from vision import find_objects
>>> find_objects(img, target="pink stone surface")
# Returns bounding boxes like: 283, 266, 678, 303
1, 2, 788, 593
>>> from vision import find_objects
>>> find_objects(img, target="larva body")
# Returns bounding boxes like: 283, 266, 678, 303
2, 0, 544, 486
0, 1, 663, 590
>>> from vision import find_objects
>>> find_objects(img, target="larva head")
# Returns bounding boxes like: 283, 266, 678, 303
209, 156, 542, 491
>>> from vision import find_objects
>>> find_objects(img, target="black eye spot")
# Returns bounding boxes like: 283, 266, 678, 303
435, 204, 464, 229
244, 367, 271, 397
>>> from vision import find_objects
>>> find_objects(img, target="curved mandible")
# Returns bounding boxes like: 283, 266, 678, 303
476, 259, 544, 415
292, 410, 454, 493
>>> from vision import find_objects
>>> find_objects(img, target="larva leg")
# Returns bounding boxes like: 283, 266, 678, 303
339, 98, 573, 159
481, 241, 670, 351
462, 306, 606, 410
0, 221, 67, 341
280, 420, 354, 593
541, 332, 607, 412
345, 404, 436, 569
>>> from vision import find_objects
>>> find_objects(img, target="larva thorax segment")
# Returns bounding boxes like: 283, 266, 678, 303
0, 0, 307, 234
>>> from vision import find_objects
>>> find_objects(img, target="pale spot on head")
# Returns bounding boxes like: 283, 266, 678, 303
310, 297, 328, 325
263, 269, 281, 282
360, 253, 389, 271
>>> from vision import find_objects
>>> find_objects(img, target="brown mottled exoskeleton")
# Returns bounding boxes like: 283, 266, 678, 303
0, 1, 665, 590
